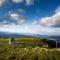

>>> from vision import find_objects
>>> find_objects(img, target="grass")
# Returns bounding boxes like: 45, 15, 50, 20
0, 44, 60, 60
0, 37, 60, 60
0, 37, 42, 47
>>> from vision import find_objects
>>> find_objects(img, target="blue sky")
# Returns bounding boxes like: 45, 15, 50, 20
0, 0, 60, 36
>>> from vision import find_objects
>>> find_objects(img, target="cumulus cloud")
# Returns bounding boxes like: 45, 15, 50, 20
12, 0, 34, 5
0, 9, 27, 25
31, 6, 60, 36
0, 22, 60, 36
0, 6, 60, 36
0, 0, 8, 6
0, 0, 34, 7
32, 25, 60, 36
25, 0, 34, 5
12, 0, 24, 3
55, 7, 60, 13
33, 7, 60, 27
0, 24, 17, 33
0, 9, 27, 33
8, 11, 26, 24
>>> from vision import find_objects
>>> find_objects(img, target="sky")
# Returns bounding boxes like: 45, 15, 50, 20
0, 0, 60, 36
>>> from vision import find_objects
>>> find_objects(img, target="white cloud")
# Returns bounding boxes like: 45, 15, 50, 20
9, 12, 26, 24
0, 9, 27, 33
33, 7, 60, 27
0, 23, 60, 36
0, 0, 34, 7
2, 10, 27, 25
31, 6, 60, 36
0, 24, 17, 33
32, 26, 60, 36
55, 7, 60, 13
12, 0, 24, 3
0, 7, 60, 36
25, 0, 34, 5
12, 0, 34, 6
0, 0, 8, 6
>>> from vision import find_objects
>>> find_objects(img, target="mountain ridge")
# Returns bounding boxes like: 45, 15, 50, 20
0, 32, 48, 38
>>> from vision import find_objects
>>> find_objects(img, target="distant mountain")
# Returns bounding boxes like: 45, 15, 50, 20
48, 35, 60, 41
47, 36, 60, 48
0, 32, 25, 38
0, 32, 48, 38
48, 35, 60, 45
21, 33, 48, 38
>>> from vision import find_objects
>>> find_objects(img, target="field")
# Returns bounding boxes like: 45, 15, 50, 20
0, 37, 43, 47
0, 37, 60, 60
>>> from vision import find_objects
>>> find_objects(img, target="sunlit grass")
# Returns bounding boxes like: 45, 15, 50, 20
0, 37, 60, 60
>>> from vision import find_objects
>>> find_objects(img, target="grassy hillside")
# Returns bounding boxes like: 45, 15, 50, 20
0, 37, 43, 47
0, 44, 60, 60
0, 37, 60, 60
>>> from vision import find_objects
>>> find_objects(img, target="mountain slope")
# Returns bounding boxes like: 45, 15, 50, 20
0, 32, 48, 38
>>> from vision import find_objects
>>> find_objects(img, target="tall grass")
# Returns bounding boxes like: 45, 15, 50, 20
0, 44, 60, 60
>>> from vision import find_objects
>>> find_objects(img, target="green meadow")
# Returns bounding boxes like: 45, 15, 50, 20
0, 37, 60, 60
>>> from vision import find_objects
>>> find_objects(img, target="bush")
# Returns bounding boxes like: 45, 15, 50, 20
0, 44, 60, 60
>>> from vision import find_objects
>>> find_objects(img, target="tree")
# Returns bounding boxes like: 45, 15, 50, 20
9, 38, 15, 44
